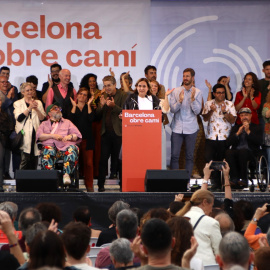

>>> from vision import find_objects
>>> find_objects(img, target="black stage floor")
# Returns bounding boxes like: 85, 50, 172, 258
1, 191, 270, 230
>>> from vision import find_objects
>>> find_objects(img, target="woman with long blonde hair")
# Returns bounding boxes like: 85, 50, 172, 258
176, 189, 222, 266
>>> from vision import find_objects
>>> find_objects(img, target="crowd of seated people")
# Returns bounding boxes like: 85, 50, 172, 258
1, 60, 270, 192
1, 162, 270, 270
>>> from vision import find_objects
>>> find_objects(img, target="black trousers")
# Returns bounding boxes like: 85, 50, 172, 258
98, 131, 122, 188
205, 139, 227, 187
225, 148, 253, 182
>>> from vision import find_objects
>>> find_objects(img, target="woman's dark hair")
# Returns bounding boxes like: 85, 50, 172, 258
167, 216, 194, 266
79, 73, 98, 90
233, 200, 255, 232
242, 72, 260, 97
134, 78, 151, 96
36, 202, 62, 223
28, 230, 65, 269
217, 75, 231, 90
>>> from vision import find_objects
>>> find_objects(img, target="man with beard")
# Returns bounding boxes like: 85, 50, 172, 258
36, 103, 82, 185
41, 63, 62, 103
225, 107, 263, 188
45, 68, 77, 119
169, 68, 202, 179
144, 65, 165, 98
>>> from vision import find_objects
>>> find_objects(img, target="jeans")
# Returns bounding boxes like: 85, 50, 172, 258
170, 131, 198, 178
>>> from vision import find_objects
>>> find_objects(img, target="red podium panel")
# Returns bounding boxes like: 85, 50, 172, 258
122, 110, 162, 192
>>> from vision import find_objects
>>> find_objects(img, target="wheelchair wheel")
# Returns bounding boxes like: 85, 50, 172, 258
257, 155, 269, 192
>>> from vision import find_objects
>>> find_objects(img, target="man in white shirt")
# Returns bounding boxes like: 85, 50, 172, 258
202, 83, 236, 191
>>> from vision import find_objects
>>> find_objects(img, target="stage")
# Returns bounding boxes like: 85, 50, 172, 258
1, 191, 270, 231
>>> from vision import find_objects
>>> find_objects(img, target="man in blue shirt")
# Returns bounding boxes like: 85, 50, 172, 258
169, 68, 202, 178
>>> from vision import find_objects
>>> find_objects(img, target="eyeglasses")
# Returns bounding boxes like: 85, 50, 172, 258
215, 92, 225, 95
50, 106, 62, 112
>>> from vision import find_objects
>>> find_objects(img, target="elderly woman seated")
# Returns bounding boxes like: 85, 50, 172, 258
36, 102, 82, 185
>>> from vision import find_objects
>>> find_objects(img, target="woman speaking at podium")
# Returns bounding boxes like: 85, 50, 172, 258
124, 78, 160, 110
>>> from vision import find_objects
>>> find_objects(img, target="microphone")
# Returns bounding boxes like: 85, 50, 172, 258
131, 97, 138, 110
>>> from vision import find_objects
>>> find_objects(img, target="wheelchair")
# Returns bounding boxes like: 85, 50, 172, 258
247, 153, 269, 192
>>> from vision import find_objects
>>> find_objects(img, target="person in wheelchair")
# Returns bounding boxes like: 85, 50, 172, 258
36, 102, 82, 185
225, 107, 263, 188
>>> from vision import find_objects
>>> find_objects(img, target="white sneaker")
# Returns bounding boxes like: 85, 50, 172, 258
63, 174, 71, 185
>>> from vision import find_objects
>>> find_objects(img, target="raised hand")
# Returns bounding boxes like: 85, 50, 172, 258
70, 97, 77, 108
106, 97, 115, 107
48, 74, 53, 88
109, 67, 115, 77
165, 88, 175, 96
210, 102, 216, 112
242, 87, 248, 98
87, 96, 94, 106
205, 79, 212, 89
221, 102, 226, 113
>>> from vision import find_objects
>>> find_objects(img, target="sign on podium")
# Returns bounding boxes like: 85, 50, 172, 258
122, 110, 162, 192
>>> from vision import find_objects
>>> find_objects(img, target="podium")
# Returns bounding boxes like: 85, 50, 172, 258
122, 110, 162, 192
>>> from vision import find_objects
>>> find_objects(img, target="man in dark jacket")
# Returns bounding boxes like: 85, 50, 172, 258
226, 107, 263, 187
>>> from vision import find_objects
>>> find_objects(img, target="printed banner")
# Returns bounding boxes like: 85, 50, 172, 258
0, 0, 150, 89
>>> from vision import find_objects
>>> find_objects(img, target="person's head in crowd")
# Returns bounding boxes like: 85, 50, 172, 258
59, 69, 71, 86
215, 213, 235, 237
167, 216, 193, 266
262, 60, 270, 80
46, 103, 62, 122
103, 75, 117, 96
0, 66, 10, 79
233, 200, 255, 232
182, 68, 195, 88
61, 221, 91, 263
76, 87, 90, 103
50, 63, 62, 83
20, 82, 33, 100
26, 75, 38, 91
28, 230, 65, 269
0, 75, 9, 93
25, 222, 47, 251
144, 65, 157, 82
209, 207, 225, 218
134, 78, 152, 97
176, 189, 214, 217
217, 76, 231, 90
79, 73, 98, 91
18, 207, 42, 236
213, 83, 226, 103
36, 202, 62, 224
120, 72, 133, 89
141, 218, 174, 260
110, 238, 134, 268
73, 205, 91, 226
216, 231, 253, 270
150, 80, 160, 96
0, 201, 18, 222
148, 207, 172, 222
242, 72, 260, 97
168, 201, 185, 215
254, 247, 270, 270
239, 107, 252, 124
108, 200, 130, 225
116, 209, 138, 239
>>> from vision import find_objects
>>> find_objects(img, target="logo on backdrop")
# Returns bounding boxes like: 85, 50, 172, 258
151, 15, 263, 91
